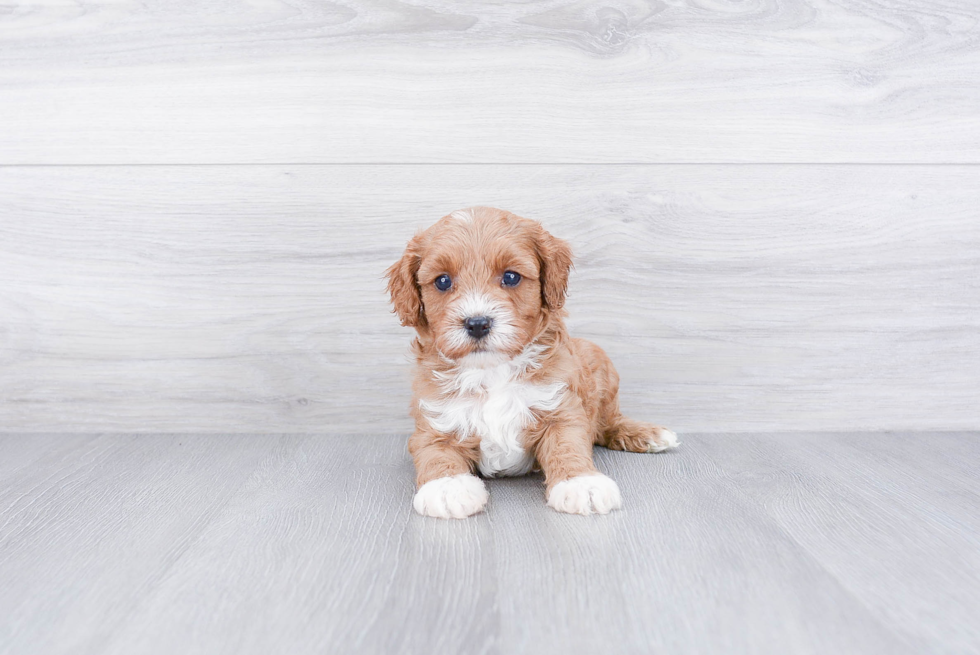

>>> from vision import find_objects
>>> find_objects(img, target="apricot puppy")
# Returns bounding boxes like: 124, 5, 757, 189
386, 207, 678, 518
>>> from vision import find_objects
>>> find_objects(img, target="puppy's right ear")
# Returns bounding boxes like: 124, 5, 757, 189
385, 234, 426, 328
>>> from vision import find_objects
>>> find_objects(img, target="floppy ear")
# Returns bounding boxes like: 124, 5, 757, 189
385, 234, 426, 328
535, 225, 574, 310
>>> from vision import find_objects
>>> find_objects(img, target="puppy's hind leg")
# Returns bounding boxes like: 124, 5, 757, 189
586, 341, 679, 454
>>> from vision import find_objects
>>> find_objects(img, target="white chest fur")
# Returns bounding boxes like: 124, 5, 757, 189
419, 351, 566, 477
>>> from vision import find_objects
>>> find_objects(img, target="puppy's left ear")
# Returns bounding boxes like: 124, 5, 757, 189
534, 225, 574, 310
385, 234, 426, 327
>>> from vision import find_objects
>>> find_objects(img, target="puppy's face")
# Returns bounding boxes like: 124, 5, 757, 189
386, 208, 572, 363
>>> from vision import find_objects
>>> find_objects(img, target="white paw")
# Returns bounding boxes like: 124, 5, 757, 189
646, 428, 679, 453
547, 474, 622, 515
413, 473, 488, 519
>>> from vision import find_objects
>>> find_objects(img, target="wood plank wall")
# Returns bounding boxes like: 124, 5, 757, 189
1, 1, 978, 433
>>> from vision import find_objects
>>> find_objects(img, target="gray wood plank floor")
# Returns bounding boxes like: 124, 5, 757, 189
1, 432, 977, 655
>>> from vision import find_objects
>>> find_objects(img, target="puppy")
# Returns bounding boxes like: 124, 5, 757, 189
385, 207, 678, 518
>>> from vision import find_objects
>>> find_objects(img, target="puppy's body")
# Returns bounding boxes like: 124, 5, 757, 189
417, 343, 564, 478
387, 207, 677, 518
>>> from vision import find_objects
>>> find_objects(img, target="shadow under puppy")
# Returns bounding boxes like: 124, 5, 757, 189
386, 207, 678, 518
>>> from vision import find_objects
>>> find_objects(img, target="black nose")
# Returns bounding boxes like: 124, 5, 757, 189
464, 316, 492, 340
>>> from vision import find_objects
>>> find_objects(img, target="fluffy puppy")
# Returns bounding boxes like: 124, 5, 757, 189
386, 207, 678, 519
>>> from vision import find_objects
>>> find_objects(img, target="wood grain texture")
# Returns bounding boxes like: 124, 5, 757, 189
0, 433, 280, 655
1, 432, 978, 654
1, 164, 978, 433
696, 432, 980, 654
2, 0, 980, 163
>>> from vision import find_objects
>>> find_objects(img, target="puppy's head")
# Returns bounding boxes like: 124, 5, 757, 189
385, 207, 572, 362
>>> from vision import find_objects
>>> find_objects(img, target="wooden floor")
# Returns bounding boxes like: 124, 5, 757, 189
1, 432, 978, 655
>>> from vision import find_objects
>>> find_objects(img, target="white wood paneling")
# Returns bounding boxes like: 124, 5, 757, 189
1, 164, 977, 433
1, 0, 979, 163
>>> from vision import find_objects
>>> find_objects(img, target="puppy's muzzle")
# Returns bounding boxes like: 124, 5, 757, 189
464, 316, 492, 340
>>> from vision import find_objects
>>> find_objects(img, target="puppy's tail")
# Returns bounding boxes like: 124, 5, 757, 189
600, 418, 679, 454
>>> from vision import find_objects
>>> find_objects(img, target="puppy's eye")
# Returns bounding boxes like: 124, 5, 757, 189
502, 271, 522, 287
434, 274, 452, 292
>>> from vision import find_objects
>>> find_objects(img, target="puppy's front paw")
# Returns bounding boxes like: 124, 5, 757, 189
547, 474, 622, 515
413, 473, 488, 519
645, 427, 679, 453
